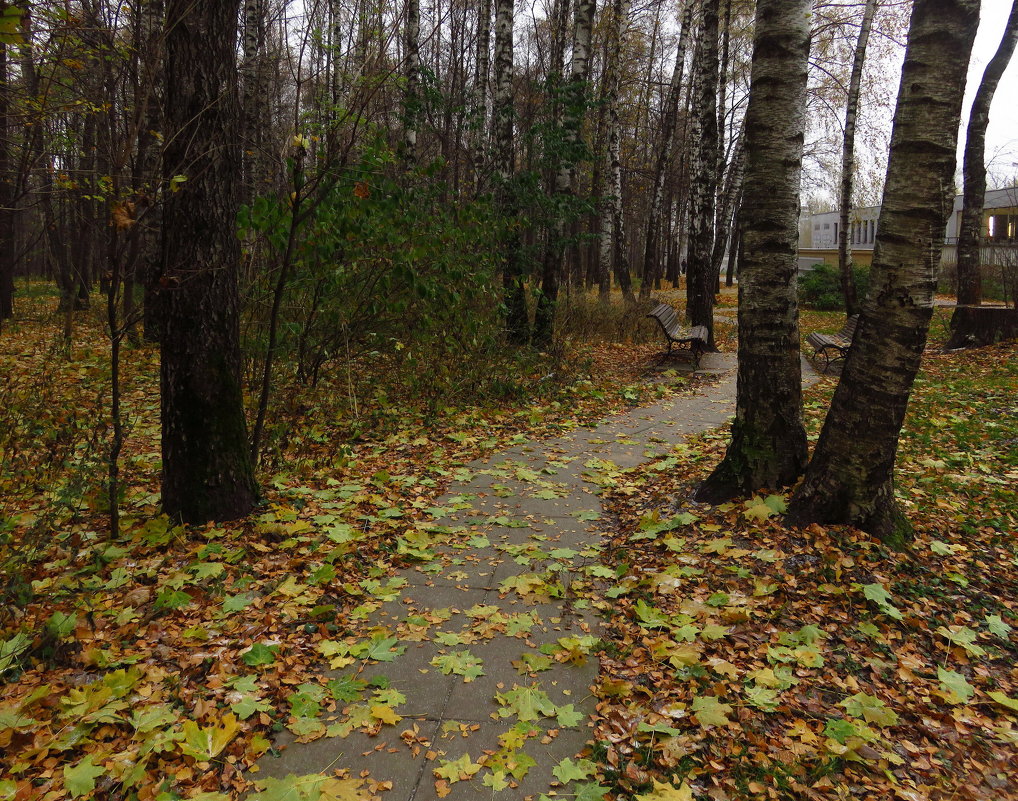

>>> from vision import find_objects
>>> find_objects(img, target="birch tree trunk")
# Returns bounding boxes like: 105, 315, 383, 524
401, 0, 421, 165
598, 0, 632, 302
956, 0, 1018, 306
471, 0, 492, 192
241, 0, 266, 202
492, 0, 528, 343
684, 0, 720, 347
695, 0, 810, 503
160, 0, 259, 523
534, 0, 595, 347
641, 1, 691, 300
785, 0, 981, 546
837, 0, 878, 317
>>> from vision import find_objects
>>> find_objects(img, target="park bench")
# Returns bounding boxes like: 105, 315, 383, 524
646, 301, 710, 367
806, 314, 859, 372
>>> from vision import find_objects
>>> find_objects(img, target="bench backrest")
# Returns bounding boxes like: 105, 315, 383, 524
842, 315, 860, 339
648, 302, 680, 333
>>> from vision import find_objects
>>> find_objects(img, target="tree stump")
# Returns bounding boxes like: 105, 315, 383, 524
944, 304, 1018, 349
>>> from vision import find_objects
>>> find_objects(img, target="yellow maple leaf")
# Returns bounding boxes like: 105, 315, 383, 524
636, 779, 694, 800
370, 704, 402, 725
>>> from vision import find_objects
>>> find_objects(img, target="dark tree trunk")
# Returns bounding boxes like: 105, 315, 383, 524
956, 0, 1018, 306
684, 0, 720, 347
535, 0, 595, 347
785, 0, 981, 546
642, 1, 691, 298
944, 304, 1018, 348
695, 0, 810, 504
0, 39, 14, 324
159, 0, 259, 523
837, 0, 877, 318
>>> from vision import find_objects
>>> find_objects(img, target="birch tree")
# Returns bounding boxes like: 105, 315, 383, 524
837, 0, 878, 317
956, 0, 1018, 306
641, 1, 691, 300
786, 0, 981, 545
684, 0, 720, 347
534, 0, 595, 347
695, 0, 810, 503
597, 0, 633, 302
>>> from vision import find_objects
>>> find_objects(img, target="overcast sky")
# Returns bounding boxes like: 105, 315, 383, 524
962, 0, 1018, 187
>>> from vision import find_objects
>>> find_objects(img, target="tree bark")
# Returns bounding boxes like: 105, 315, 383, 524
684, 0, 720, 347
0, 38, 14, 324
838, 0, 878, 317
534, 0, 595, 347
785, 0, 981, 546
492, 0, 528, 343
160, 0, 259, 523
641, 1, 692, 301
956, 0, 1018, 306
471, 0, 492, 192
695, 0, 811, 504
597, 0, 632, 302
401, 0, 421, 165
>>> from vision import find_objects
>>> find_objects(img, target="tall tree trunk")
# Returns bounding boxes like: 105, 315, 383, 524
492, 0, 528, 343
598, 0, 632, 302
401, 0, 421, 166
0, 38, 14, 324
241, 0, 267, 202
695, 0, 811, 503
160, 0, 259, 523
471, 0, 492, 192
956, 0, 1018, 306
141, 0, 165, 342
837, 0, 878, 317
534, 0, 596, 347
786, 0, 980, 546
685, 0, 720, 347
641, 1, 692, 300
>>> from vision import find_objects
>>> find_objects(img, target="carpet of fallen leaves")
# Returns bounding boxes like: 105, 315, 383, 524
0, 290, 719, 800
595, 337, 1018, 801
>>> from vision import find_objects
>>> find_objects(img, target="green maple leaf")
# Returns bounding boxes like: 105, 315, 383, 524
824, 717, 858, 744
937, 625, 985, 656
190, 561, 226, 580
222, 592, 256, 613
938, 667, 975, 703
496, 685, 556, 722
554, 703, 584, 727
691, 694, 732, 728
743, 497, 778, 522
840, 693, 899, 727
232, 694, 272, 720
987, 691, 1018, 712
634, 599, 671, 628
431, 650, 485, 681
860, 583, 903, 620
573, 782, 611, 801
64, 755, 106, 797
250, 774, 327, 801
357, 635, 405, 662
434, 753, 481, 783
930, 539, 954, 555
745, 685, 780, 712
552, 757, 597, 784
326, 676, 366, 702
243, 642, 279, 666
984, 614, 1012, 639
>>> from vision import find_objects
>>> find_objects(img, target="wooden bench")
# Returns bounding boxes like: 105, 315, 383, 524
646, 301, 710, 367
806, 314, 859, 372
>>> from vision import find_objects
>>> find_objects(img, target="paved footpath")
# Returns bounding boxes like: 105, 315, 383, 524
250, 353, 819, 800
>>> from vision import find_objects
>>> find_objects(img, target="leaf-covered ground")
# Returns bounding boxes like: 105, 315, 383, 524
2, 292, 1015, 801
0, 290, 719, 800
595, 337, 1018, 801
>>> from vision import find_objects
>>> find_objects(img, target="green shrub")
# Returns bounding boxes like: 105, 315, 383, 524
798, 262, 870, 310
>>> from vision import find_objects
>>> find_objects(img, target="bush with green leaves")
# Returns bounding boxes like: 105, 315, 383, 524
798, 262, 870, 311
